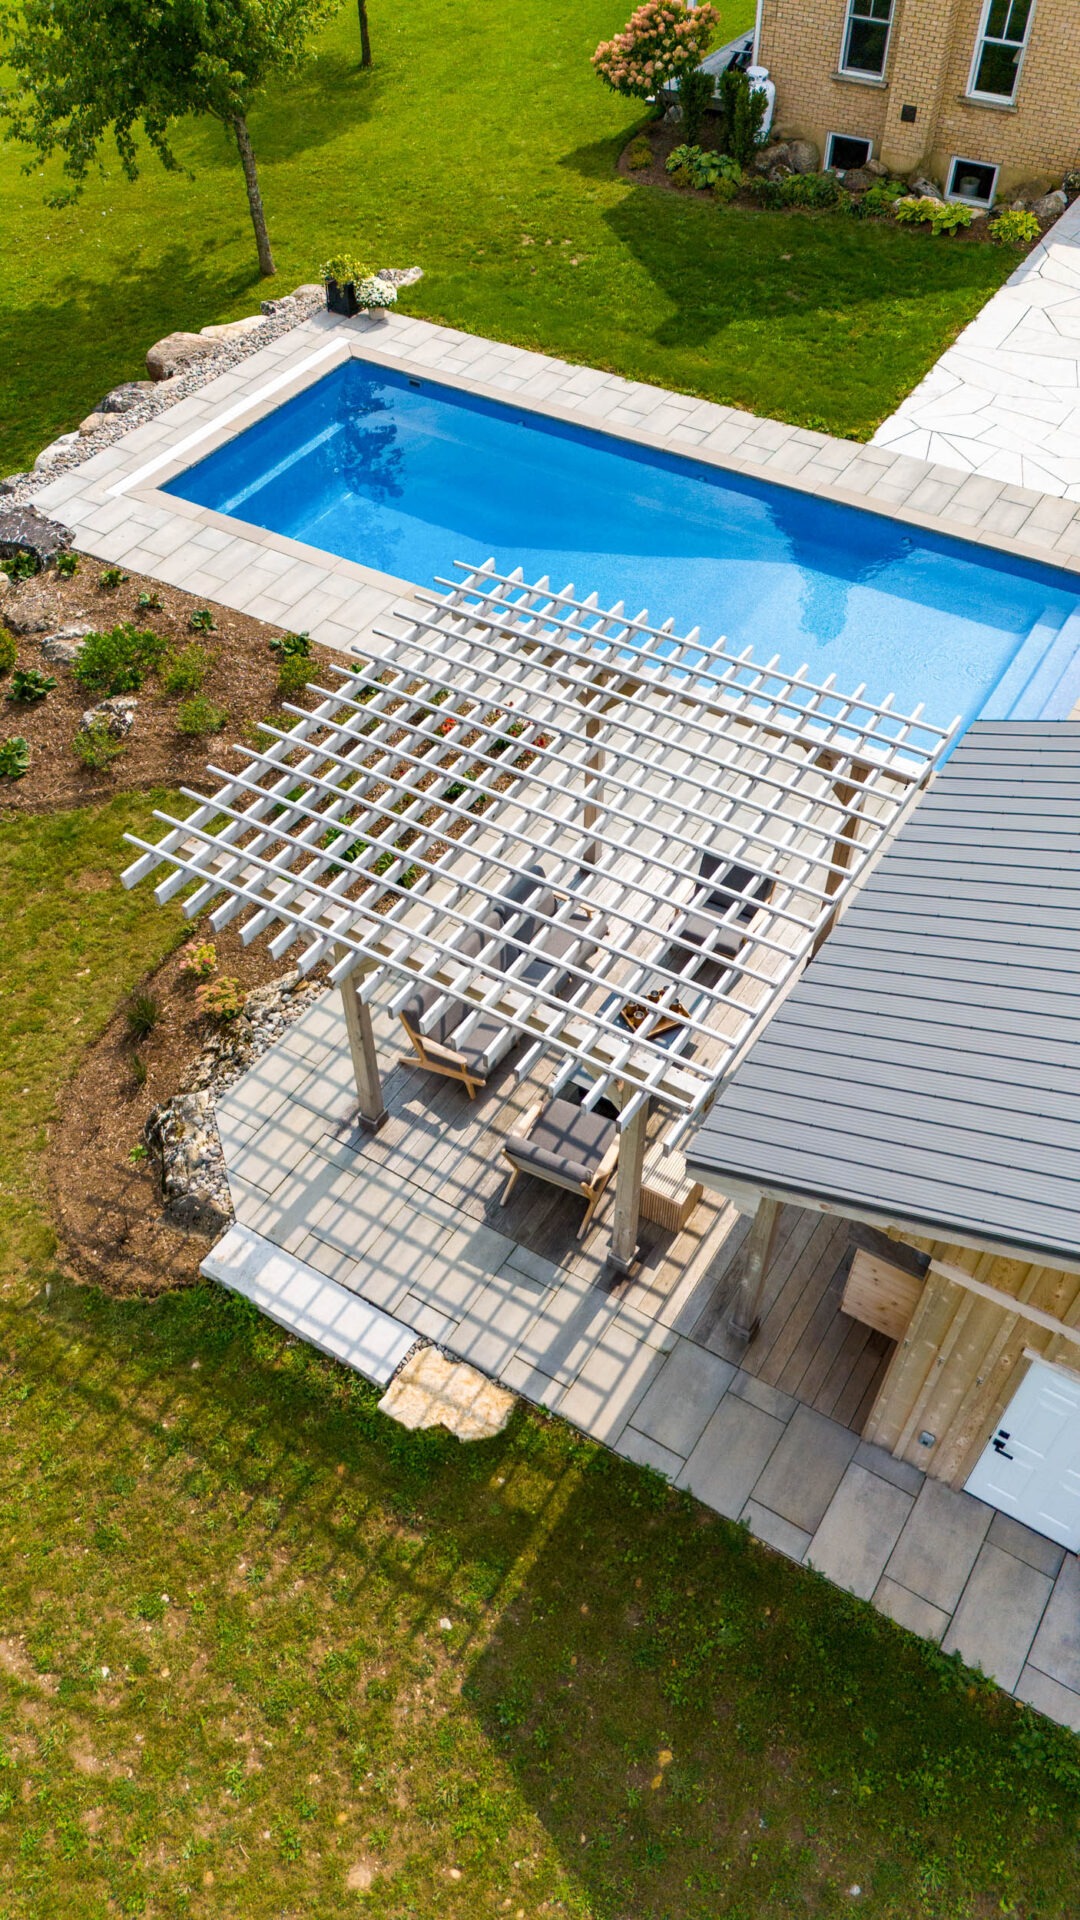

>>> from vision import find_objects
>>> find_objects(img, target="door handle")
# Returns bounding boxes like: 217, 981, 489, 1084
992, 1429, 1013, 1460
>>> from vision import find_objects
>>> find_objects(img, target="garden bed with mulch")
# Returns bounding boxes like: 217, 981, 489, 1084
50, 922, 323, 1296
617, 121, 1046, 253
0, 556, 341, 813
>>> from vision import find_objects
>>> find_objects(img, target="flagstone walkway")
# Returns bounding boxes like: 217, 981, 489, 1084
204, 990, 1080, 1732
874, 198, 1080, 499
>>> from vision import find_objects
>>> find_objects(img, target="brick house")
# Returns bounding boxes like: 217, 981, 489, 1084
753, 0, 1080, 202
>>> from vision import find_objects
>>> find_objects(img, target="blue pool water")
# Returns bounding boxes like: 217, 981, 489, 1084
166, 359, 1080, 731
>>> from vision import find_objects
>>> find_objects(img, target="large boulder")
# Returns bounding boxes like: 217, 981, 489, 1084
787, 139, 820, 174
41, 624, 94, 666
145, 331, 219, 381
841, 167, 877, 193
199, 314, 270, 342
0, 506, 73, 573
33, 432, 79, 472
78, 412, 110, 436
909, 173, 943, 200
98, 380, 155, 413
81, 694, 137, 737
754, 140, 793, 176
145, 1092, 231, 1235
376, 265, 424, 288
1033, 188, 1068, 224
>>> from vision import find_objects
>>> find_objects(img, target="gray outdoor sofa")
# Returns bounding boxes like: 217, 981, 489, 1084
399, 867, 602, 1098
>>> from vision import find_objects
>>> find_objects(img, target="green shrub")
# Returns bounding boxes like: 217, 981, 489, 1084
753, 170, 841, 211
55, 551, 79, 578
98, 566, 128, 589
74, 623, 167, 696
125, 991, 159, 1041
161, 644, 212, 695
715, 66, 766, 168
270, 629, 312, 658
277, 653, 313, 700
72, 719, 126, 770
848, 178, 906, 217
894, 194, 973, 235
176, 694, 228, 736
180, 940, 217, 980
625, 134, 653, 170
319, 253, 373, 285
0, 735, 30, 779
8, 666, 56, 702
196, 975, 243, 1021
990, 207, 1041, 246
0, 550, 39, 582
0, 630, 16, 676
665, 145, 740, 193
136, 589, 162, 611
188, 607, 216, 633
677, 65, 713, 148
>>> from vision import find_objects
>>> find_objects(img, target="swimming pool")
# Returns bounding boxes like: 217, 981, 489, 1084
165, 358, 1080, 732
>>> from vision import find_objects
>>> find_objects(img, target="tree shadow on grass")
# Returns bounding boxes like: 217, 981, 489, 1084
0, 238, 260, 464
181, 52, 382, 172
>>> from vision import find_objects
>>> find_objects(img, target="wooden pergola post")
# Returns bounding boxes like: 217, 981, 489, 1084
811, 754, 870, 958
340, 968, 388, 1131
725, 1195, 782, 1346
610, 1097, 649, 1275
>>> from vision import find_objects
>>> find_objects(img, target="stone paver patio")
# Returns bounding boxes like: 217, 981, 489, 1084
204, 988, 1080, 1733
32, 303, 1080, 670
875, 198, 1080, 499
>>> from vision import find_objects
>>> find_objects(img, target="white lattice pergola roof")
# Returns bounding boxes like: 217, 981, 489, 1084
123, 562, 953, 1140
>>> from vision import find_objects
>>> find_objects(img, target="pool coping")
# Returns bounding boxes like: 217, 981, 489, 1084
31, 306, 1080, 665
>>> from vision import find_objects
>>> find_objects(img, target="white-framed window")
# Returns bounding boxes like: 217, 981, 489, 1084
839, 0, 895, 79
826, 132, 874, 171
968, 0, 1035, 103
947, 156, 1000, 205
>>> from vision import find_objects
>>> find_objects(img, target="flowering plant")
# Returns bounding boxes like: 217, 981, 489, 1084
355, 275, 397, 310
592, 0, 719, 100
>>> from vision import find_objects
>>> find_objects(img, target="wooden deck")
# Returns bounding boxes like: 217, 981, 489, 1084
352, 1039, 894, 1434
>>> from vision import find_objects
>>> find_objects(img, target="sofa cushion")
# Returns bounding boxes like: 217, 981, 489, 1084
504, 1098, 615, 1189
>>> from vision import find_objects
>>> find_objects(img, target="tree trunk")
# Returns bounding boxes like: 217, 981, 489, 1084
357, 0, 372, 66
232, 114, 275, 278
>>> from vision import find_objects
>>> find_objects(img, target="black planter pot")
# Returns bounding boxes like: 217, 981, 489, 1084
325, 278, 361, 317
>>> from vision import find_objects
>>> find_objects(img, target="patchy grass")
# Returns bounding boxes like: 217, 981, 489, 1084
0, 0, 1013, 474
2, 800, 1080, 1916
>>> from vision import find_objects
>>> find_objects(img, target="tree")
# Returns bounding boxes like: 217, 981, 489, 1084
0, 0, 335, 278
357, 0, 372, 68
592, 0, 719, 134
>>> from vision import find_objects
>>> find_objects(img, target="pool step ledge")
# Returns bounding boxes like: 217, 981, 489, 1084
981, 606, 1070, 721
1019, 608, 1080, 719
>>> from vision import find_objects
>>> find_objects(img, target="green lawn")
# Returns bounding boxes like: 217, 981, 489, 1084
1, 0, 1014, 475
3, 799, 1080, 1918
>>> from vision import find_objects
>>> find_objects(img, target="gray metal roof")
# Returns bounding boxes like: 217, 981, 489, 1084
687, 721, 1080, 1264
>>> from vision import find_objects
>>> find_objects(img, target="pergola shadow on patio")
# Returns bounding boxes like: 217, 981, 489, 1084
124, 559, 950, 1321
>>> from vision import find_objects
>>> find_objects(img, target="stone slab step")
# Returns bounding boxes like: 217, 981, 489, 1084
1025, 608, 1080, 719
202, 1223, 415, 1385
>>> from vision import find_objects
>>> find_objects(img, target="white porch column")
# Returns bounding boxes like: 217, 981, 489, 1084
609, 1098, 649, 1275
725, 1195, 781, 1346
339, 969, 388, 1131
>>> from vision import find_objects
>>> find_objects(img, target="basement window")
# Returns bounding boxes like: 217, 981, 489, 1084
947, 156, 1000, 205
826, 133, 874, 171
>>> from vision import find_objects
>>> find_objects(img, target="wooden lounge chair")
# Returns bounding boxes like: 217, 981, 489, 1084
500, 1096, 620, 1237
399, 870, 601, 1098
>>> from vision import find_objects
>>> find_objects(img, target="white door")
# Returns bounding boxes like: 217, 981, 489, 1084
965, 1359, 1080, 1551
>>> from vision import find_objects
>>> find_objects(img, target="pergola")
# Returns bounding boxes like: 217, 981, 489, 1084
123, 562, 953, 1274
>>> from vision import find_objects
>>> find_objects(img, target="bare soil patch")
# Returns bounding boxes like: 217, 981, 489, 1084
0, 557, 341, 814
